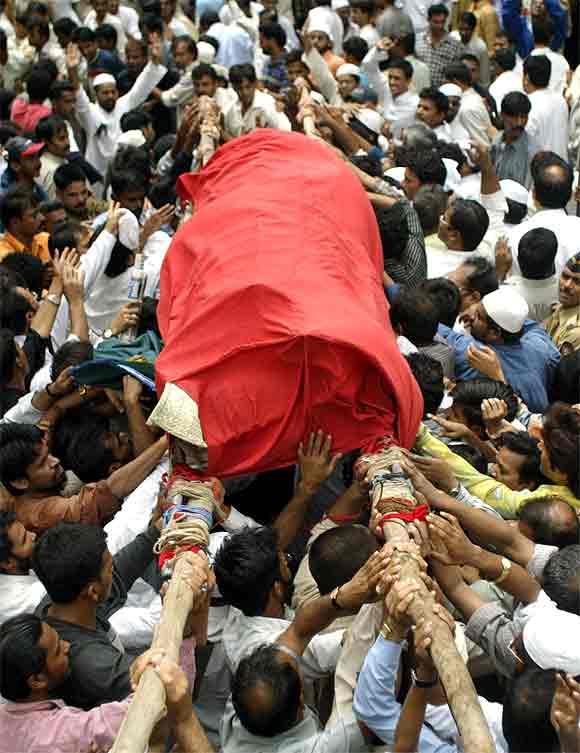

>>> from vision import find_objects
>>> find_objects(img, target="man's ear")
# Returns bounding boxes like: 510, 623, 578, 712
85, 581, 101, 604
28, 672, 49, 693
10, 477, 29, 491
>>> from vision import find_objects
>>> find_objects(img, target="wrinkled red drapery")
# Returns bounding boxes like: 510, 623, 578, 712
155, 130, 423, 478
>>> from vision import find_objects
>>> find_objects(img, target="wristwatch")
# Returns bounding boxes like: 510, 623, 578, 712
103, 328, 114, 339
411, 669, 439, 688
492, 556, 512, 585
45, 293, 61, 306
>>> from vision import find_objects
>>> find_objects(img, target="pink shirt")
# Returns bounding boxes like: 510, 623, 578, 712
0, 638, 196, 753
0, 697, 130, 753
10, 99, 52, 133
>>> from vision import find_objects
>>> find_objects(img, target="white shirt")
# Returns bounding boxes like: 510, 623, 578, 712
489, 69, 524, 110
362, 47, 418, 134
116, 5, 142, 40
458, 87, 493, 146
208, 21, 254, 69
143, 229, 171, 298
223, 88, 291, 138
84, 10, 128, 59
530, 46, 569, 94
75, 61, 167, 178
358, 23, 380, 47
508, 208, 580, 275
222, 607, 344, 680
526, 88, 569, 160
448, 116, 471, 142
502, 276, 559, 322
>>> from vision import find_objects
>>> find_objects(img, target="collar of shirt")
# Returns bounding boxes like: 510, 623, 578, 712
2, 699, 67, 715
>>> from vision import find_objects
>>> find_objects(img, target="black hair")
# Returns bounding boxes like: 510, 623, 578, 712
49, 221, 82, 257
25, 68, 53, 103
148, 179, 176, 209
449, 199, 490, 252
518, 227, 557, 280
406, 148, 446, 186
460, 11, 477, 28
501, 90, 531, 117
110, 167, 148, 198
387, 57, 414, 80
543, 544, 580, 613
40, 199, 65, 216
172, 35, 197, 58
499, 430, 542, 484
405, 352, 443, 417
460, 52, 480, 68
520, 497, 579, 548
260, 21, 286, 48
51, 339, 94, 381
0, 327, 17, 384
532, 15, 555, 45
0, 614, 46, 701
342, 36, 368, 63
494, 47, 516, 72
1, 252, 44, 298
0, 423, 43, 495
229, 63, 257, 85
350, 154, 382, 178
419, 87, 449, 114
53, 17, 78, 41
309, 525, 377, 594
214, 527, 282, 616
428, 3, 449, 17
502, 667, 558, 753
0, 91, 15, 121
451, 379, 518, 431
398, 31, 416, 55
52, 414, 116, 482
504, 197, 528, 225
413, 184, 448, 236
391, 289, 439, 345
0, 187, 37, 231
74, 26, 96, 43
53, 162, 86, 192
50, 80, 76, 103
444, 62, 472, 86
374, 202, 409, 261
32, 523, 108, 603
533, 153, 573, 209
35, 114, 67, 144
417, 278, 461, 327
110, 147, 151, 187
461, 255, 498, 297
551, 351, 580, 405
26, 15, 49, 37
120, 108, 153, 133
542, 402, 580, 496
0, 509, 16, 563
192, 62, 218, 81
437, 141, 467, 171
452, 442, 488, 473
523, 54, 551, 88
198, 33, 219, 53
136, 296, 160, 337
95, 23, 117, 45
0, 278, 31, 334
140, 13, 163, 34
233, 644, 301, 737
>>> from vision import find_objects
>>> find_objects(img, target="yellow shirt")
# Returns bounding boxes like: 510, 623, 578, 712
0, 232, 50, 264
544, 304, 580, 354
415, 424, 580, 518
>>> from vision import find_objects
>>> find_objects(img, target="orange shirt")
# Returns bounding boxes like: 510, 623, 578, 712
323, 50, 346, 77
0, 232, 50, 264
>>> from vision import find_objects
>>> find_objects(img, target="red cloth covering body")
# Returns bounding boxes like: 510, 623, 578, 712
156, 130, 423, 478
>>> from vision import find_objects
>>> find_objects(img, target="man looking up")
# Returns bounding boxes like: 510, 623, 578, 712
65, 38, 166, 182
545, 254, 580, 355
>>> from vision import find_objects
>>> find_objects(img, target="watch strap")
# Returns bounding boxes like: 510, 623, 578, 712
411, 669, 439, 688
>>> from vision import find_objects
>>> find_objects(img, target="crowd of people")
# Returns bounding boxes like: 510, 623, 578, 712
0, 0, 580, 750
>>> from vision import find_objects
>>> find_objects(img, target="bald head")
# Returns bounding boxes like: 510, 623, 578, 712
519, 497, 579, 549
533, 155, 573, 209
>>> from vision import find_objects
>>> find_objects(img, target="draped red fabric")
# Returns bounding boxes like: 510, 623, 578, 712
155, 130, 423, 478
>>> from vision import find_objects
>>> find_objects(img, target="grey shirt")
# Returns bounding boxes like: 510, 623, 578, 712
490, 131, 536, 189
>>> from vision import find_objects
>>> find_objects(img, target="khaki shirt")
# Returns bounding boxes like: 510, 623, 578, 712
544, 303, 580, 354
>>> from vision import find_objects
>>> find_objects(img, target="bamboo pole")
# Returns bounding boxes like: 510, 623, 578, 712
110, 555, 199, 753
361, 455, 497, 753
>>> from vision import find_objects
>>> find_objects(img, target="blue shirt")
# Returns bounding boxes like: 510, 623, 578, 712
353, 635, 456, 751
438, 321, 560, 413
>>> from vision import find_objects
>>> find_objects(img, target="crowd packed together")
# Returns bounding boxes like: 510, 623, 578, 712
0, 0, 580, 750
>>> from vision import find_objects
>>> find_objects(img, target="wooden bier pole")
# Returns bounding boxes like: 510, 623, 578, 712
357, 446, 497, 753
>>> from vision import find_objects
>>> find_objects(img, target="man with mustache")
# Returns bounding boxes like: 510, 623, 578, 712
490, 91, 537, 189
